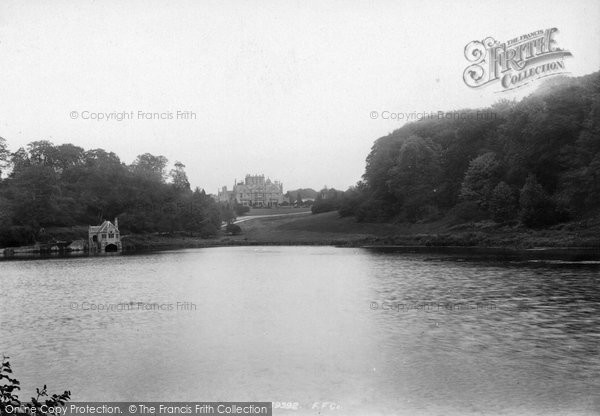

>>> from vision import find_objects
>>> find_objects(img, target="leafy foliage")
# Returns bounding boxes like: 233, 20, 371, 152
489, 181, 518, 223
225, 223, 242, 235
234, 203, 250, 216
0, 142, 222, 246
518, 174, 558, 227
460, 152, 501, 209
0, 137, 10, 177
1, 355, 71, 416
311, 188, 344, 214
169, 161, 190, 191
339, 71, 600, 227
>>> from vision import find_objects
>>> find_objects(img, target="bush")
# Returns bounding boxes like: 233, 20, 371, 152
234, 205, 250, 216
311, 199, 339, 214
225, 223, 242, 235
1, 355, 71, 415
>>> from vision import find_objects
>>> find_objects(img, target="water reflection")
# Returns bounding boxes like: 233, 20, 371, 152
0, 247, 599, 415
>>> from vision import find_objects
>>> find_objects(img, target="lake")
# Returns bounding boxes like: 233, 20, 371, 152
1, 246, 599, 415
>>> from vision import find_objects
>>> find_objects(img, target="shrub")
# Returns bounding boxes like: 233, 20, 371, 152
311, 199, 339, 214
225, 223, 242, 235
234, 204, 250, 216
1, 355, 71, 415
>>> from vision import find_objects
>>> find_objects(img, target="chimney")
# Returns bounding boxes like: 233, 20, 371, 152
114, 217, 119, 230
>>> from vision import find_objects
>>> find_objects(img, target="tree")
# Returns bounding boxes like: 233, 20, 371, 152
0, 195, 11, 226
9, 147, 30, 176
386, 135, 441, 220
27, 140, 57, 167
131, 153, 169, 182
0, 137, 230, 246
10, 165, 62, 228
460, 152, 501, 210
0, 137, 10, 177
182, 188, 220, 237
169, 161, 190, 191
489, 181, 517, 222
284, 191, 293, 204
83, 149, 122, 168
518, 174, 556, 227
53, 144, 85, 172
219, 202, 235, 224
338, 182, 367, 217
332, 71, 600, 225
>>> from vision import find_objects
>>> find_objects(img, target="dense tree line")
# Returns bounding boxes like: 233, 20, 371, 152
0, 140, 222, 247
338, 71, 600, 226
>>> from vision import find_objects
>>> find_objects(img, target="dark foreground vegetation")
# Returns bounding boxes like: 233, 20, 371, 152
0, 356, 70, 416
313, 71, 600, 230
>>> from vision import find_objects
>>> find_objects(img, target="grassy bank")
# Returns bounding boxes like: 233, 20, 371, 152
122, 211, 600, 251
228, 211, 600, 247
4, 211, 600, 254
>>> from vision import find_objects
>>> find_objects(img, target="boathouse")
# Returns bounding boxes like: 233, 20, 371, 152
88, 218, 122, 252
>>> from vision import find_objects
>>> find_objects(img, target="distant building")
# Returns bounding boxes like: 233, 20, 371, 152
88, 218, 122, 252
318, 187, 344, 200
218, 174, 284, 207
217, 188, 234, 203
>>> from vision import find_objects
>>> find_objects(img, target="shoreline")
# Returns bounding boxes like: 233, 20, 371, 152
2, 211, 600, 261
3, 237, 600, 262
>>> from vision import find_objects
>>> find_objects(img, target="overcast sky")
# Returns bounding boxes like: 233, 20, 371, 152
1, 0, 599, 193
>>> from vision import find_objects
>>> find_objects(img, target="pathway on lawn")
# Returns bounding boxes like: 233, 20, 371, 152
221, 211, 312, 228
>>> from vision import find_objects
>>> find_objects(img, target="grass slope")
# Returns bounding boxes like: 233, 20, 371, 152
7, 211, 600, 252
225, 211, 600, 248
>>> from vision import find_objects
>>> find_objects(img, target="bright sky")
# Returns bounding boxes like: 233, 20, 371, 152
1, 0, 599, 193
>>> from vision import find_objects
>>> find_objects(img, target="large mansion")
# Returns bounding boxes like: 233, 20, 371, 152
218, 174, 284, 207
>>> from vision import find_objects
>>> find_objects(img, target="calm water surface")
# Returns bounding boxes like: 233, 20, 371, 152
1, 246, 599, 415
